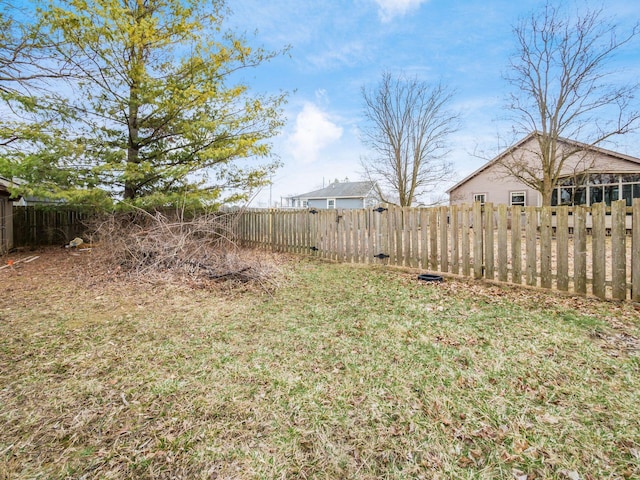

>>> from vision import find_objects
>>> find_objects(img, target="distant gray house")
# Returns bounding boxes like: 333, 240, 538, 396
448, 132, 640, 207
285, 180, 379, 209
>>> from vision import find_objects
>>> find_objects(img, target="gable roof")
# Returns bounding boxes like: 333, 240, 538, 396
446, 132, 640, 194
290, 181, 377, 199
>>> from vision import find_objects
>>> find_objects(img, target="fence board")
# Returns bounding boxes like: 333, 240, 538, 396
403, 207, 411, 267
450, 205, 459, 275
410, 208, 419, 268
611, 200, 627, 300
484, 203, 494, 280
439, 206, 448, 273
634, 200, 640, 302
429, 208, 438, 270
497, 204, 508, 282
234, 203, 636, 301
461, 205, 471, 277
592, 203, 606, 299
574, 207, 587, 294
473, 202, 483, 279
511, 206, 522, 284
540, 207, 552, 289
556, 206, 569, 291
525, 207, 537, 287
380, 208, 389, 264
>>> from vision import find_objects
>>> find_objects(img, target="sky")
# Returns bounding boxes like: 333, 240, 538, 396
229, 0, 640, 207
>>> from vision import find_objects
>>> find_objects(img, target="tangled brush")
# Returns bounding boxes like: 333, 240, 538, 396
85, 209, 282, 291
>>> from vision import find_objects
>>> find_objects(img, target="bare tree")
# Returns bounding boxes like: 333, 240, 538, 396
360, 72, 459, 206
502, 1, 640, 205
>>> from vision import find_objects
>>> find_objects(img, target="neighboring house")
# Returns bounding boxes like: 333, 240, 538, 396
448, 132, 640, 207
0, 176, 19, 253
284, 180, 379, 209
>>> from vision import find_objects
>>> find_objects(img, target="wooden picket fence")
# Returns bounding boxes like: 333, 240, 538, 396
234, 200, 640, 302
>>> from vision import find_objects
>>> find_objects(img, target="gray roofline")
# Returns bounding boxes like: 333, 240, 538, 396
286, 182, 378, 200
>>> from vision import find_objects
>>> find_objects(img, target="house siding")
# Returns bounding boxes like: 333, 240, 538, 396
449, 135, 640, 206
336, 198, 364, 209
449, 164, 540, 206
307, 199, 326, 209
306, 198, 365, 209
285, 181, 378, 210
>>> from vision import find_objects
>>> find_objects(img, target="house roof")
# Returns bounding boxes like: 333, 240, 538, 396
0, 176, 15, 197
446, 132, 640, 194
290, 181, 377, 199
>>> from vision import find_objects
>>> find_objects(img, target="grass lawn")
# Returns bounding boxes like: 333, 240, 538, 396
1, 250, 639, 479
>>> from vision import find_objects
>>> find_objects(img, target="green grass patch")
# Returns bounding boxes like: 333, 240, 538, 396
1, 257, 639, 479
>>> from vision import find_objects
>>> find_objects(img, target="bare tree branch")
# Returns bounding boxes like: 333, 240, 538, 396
502, 1, 640, 205
360, 72, 459, 206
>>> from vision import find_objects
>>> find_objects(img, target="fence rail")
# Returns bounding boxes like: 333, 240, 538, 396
234, 200, 640, 302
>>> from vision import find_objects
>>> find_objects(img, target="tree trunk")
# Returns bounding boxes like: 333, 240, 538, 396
541, 181, 554, 206
124, 58, 141, 201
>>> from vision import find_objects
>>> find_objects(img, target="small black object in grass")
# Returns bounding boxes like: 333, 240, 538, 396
418, 273, 444, 282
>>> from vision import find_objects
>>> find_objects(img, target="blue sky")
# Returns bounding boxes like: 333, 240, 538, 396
226, 0, 640, 207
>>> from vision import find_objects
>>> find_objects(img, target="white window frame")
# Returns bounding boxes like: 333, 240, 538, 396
327, 198, 336, 209
473, 193, 487, 204
510, 191, 526, 207
302, 200, 308, 208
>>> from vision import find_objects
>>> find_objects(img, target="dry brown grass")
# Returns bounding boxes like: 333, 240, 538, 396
0, 248, 638, 479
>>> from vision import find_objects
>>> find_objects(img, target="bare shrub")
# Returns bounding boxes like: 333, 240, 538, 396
85, 209, 282, 291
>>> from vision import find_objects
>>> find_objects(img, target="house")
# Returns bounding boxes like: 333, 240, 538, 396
448, 132, 640, 207
0, 176, 18, 253
284, 180, 379, 209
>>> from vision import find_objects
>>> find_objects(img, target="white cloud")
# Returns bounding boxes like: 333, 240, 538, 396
373, 0, 429, 22
287, 103, 343, 164
306, 41, 367, 71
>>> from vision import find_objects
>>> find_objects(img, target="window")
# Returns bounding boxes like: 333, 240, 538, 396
551, 174, 637, 206
327, 198, 336, 209
510, 191, 526, 207
302, 200, 308, 208
473, 193, 486, 204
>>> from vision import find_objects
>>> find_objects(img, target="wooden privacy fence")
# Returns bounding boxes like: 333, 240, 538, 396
13, 206, 92, 247
234, 200, 640, 302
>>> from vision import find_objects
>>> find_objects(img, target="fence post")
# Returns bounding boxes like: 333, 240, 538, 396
461, 204, 471, 277
497, 204, 508, 282
439, 206, 449, 273
403, 207, 411, 267
592, 202, 606, 299
484, 203, 494, 280
511, 206, 522, 284
525, 206, 538, 287
473, 202, 483, 279
633, 199, 640, 302
540, 206, 553, 289
420, 208, 429, 269
411, 208, 420, 268
450, 205, 459, 275
574, 206, 587, 295
556, 206, 569, 291
611, 200, 627, 300
429, 208, 438, 270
